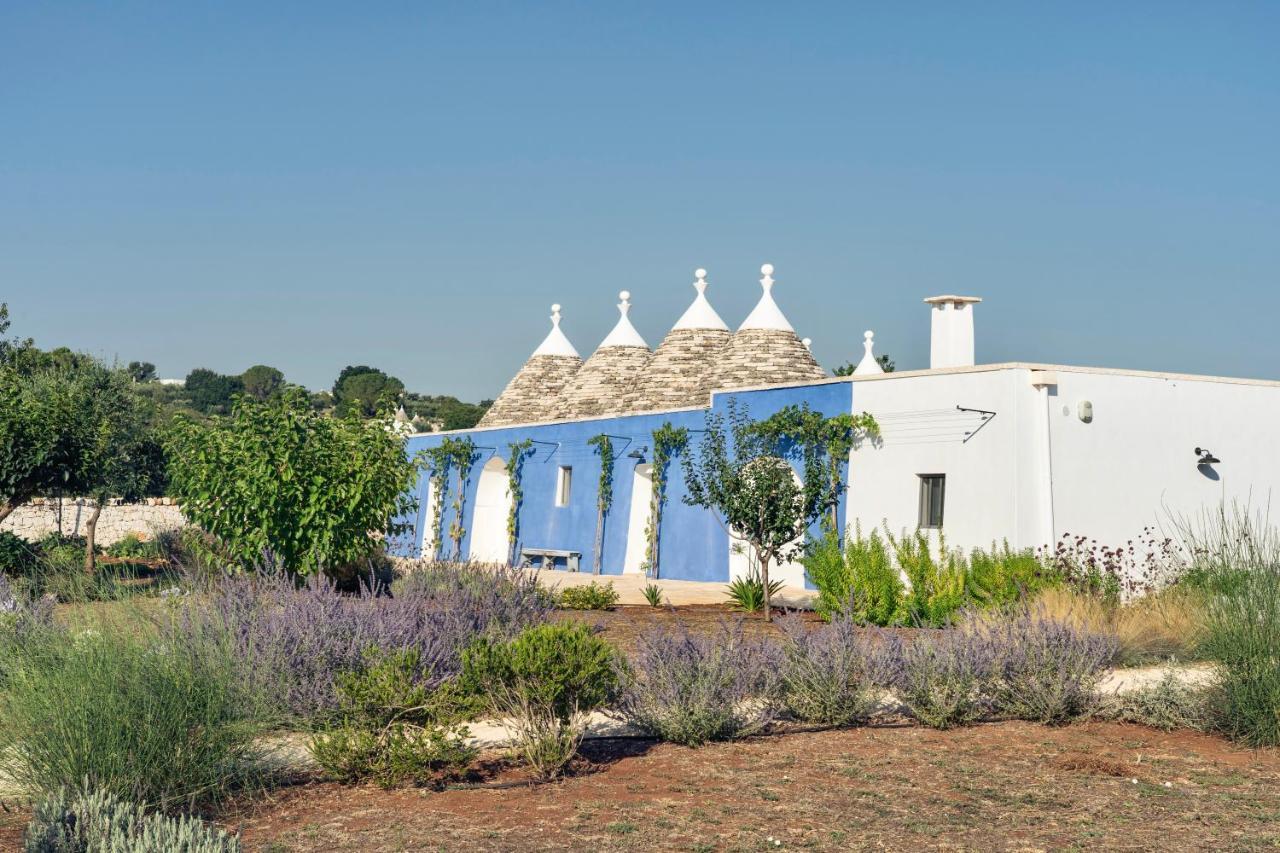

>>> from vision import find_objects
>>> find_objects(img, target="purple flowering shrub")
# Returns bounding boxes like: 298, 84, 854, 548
618, 620, 782, 745
777, 614, 902, 726
170, 561, 554, 725
0, 574, 55, 648
984, 608, 1117, 724
894, 623, 998, 729
895, 608, 1117, 729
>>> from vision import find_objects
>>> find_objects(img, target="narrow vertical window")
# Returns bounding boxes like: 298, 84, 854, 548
918, 474, 945, 529
556, 466, 573, 507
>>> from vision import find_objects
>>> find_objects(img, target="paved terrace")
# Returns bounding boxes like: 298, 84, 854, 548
524, 568, 818, 609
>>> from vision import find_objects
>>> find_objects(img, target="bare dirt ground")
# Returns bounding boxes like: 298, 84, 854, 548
201, 721, 1280, 852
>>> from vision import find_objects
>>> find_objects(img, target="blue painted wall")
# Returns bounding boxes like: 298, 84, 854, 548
397, 380, 854, 584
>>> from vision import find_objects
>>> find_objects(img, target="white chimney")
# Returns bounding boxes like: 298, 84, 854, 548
924, 295, 982, 369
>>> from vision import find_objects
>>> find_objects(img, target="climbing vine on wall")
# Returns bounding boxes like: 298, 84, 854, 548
748, 404, 879, 531
645, 422, 689, 579
587, 434, 615, 574
504, 439, 534, 565
420, 437, 476, 559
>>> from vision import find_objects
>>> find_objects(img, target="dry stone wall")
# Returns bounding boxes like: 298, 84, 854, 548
0, 497, 185, 545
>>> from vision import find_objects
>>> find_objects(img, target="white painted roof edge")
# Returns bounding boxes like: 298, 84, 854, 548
598, 291, 649, 349
530, 304, 581, 358
738, 263, 794, 332
672, 268, 729, 331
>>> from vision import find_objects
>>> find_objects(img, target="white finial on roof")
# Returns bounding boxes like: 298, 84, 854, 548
599, 289, 649, 348
531, 302, 580, 358
739, 262, 795, 331
673, 267, 729, 331
853, 330, 884, 375
802, 337, 812, 351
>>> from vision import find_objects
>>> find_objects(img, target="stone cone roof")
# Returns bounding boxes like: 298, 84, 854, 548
636, 327, 732, 411
558, 346, 653, 418
477, 354, 583, 427
704, 328, 826, 394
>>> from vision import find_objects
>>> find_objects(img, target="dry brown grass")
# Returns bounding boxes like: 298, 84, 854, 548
1031, 586, 1207, 665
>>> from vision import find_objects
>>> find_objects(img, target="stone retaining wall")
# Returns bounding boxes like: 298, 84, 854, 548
0, 497, 186, 545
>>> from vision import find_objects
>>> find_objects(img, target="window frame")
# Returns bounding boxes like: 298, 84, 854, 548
555, 465, 573, 507
917, 474, 946, 529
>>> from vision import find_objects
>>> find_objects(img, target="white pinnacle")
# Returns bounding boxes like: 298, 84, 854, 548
598, 290, 649, 348
531, 303, 581, 358
853, 330, 884, 375
672, 267, 729, 331
738, 262, 795, 332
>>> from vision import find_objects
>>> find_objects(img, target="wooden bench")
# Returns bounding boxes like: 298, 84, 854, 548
519, 547, 582, 573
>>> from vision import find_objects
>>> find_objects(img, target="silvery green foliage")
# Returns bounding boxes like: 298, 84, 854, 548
25, 785, 239, 852
0, 574, 54, 643
777, 613, 901, 726
985, 608, 1117, 724
171, 561, 554, 724
895, 623, 999, 729
619, 620, 782, 745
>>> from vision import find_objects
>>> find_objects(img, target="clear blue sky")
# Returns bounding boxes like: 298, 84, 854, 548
3, 3, 1277, 398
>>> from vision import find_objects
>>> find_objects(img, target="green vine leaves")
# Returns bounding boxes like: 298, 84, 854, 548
505, 439, 534, 565
645, 423, 689, 579
418, 436, 477, 559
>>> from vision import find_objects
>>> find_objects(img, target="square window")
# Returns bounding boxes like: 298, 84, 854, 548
555, 466, 573, 507
918, 474, 945, 529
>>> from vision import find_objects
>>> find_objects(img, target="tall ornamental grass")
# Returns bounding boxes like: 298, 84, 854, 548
1177, 503, 1280, 746
170, 561, 555, 725
0, 624, 265, 810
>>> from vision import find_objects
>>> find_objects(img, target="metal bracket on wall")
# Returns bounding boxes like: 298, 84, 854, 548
526, 439, 562, 462
956, 405, 997, 443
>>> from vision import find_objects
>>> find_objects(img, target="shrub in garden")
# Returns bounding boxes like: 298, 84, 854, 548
0, 574, 54, 649
778, 614, 900, 726
891, 530, 969, 627
967, 542, 1048, 607
0, 627, 263, 809
172, 562, 554, 726
725, 569, 785, 613
557, 580, 619, 611
894, 625, 997, 729
1099, 671, 1218, 732
0, 530, 39, 576
311, 649, 475, 787
804, 527, 904, 625
462, 623, 620, 778
24, 785, 240, 852
619, 620, 781, 746
984, 608, 1116, 724
641, 582, 664, 608
165, 388, 419, 579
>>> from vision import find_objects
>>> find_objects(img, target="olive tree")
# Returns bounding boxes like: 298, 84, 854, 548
165, 388, 419, 578
682, 402, 876, 619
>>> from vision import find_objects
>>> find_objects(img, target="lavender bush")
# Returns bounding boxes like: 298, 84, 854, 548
777, 614, 901, 726
170, 561, 554, 725
618, 620, 782, 745
0, 573, 54, 648
894, 624, 998, 729
985, 608, 1118, 724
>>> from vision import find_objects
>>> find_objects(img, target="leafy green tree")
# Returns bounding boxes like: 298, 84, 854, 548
682, 402, 852, 620
333, 366, 404, 418
0, 360, 163, 572
165, 388, 419, 578
240, 364, 285, 401
126, 361, 157, 383
184, 368, 243, 415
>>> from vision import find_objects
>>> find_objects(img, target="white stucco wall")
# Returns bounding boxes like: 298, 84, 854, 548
1047, 370, 1280, 548
845, 368, 1044, 552
843, 364, 1280, 560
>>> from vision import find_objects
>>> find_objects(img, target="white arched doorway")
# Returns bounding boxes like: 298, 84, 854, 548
420, 480, 439, 558
469, 457, 512, 564
622, 464, 653, 574
726, 459, 808, 588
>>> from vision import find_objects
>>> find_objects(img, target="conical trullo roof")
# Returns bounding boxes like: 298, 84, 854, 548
559, 291, 653, 418
477, 305, 583, 427
704, 264, 826, 393
636, 268, 732, 411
